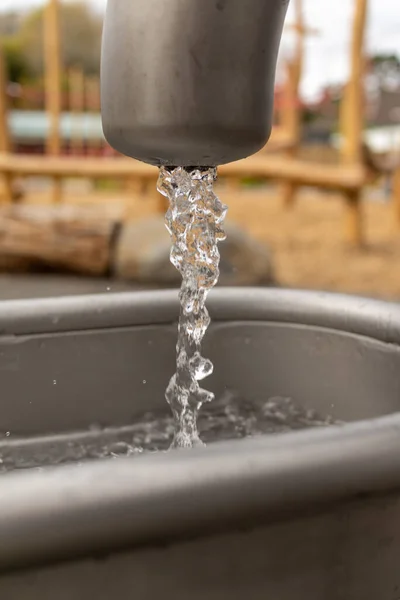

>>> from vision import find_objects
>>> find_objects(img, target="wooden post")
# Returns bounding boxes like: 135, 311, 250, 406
393, 167, 400, 226
344, 189, 363, 247
0, 46, 12, 203
44, 0, 63, 202
339, 0, 368, 246
0, 48, 10, 155
85, 75, 101, 156
340, 0, 367, 165
69, 66, 85, 156
280, 0, 314, 208
280, 59, 300, 208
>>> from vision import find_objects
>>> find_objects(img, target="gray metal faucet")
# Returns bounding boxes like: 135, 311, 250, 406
101, 0, 290, 167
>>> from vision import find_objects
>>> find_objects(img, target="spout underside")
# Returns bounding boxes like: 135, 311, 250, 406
101, 0, 289, 166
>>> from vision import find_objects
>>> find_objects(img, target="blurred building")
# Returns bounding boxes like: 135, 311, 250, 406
8, 110, 106, 155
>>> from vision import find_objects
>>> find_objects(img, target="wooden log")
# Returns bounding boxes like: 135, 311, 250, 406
0, 205, 120, 275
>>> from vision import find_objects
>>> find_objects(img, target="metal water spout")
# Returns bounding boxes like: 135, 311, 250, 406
101, 0, 290, 167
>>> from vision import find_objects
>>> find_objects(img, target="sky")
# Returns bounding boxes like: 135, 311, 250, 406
0, 0, 399, 100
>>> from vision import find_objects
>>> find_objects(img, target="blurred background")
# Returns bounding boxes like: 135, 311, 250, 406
0, 0, 399, 301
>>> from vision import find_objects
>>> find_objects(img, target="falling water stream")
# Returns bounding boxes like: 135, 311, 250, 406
0, 168, 341, 472
157, 166, 228, 448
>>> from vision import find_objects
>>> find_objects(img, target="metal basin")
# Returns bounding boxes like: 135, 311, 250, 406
0, 288, 400, 599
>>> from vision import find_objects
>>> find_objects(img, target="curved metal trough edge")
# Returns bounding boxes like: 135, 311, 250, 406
0, 287, 399, 343
0, 288, 400, 571
1, 414, 400, 572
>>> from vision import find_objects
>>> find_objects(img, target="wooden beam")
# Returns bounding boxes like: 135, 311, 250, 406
0, 153, 367, 191
43, 0, 63, 202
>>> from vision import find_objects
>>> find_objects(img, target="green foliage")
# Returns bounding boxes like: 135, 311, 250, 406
2, 37, 30, 82
2, 2, 103, 82
94, 179, 124, 192
302, 108, 317, 125
18, 8, 43, 78
370, 53, 400, 90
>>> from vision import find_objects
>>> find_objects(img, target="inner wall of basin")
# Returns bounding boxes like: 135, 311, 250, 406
1, 321, 400, 437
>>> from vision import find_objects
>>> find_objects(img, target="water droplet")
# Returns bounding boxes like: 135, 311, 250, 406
53, 380, 57, 385
143, 380, 147, 384
106, 287, 111, 292
5, 431, 10, 437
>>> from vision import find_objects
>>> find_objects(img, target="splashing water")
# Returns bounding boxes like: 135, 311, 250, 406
157, 166, 228, 448
0, 394, 341, 472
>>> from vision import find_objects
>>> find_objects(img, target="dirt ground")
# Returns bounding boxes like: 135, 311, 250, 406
22, 180, 400, 302
223, 185, 400, 301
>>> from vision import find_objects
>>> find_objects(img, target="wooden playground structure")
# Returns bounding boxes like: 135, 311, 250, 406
0, 0, 395, 248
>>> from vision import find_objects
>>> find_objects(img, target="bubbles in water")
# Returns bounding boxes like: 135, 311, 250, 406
5, 431, 10, 438
53, 380, 57, 385
108, 442, 138, 458
143, 380, 147, 384
0, 393, 341, 473
158, 166, 227, 449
